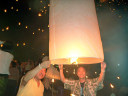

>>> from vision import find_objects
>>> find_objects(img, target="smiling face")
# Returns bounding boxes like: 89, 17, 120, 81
35, 68, 46, 80
77, 67, 86, 79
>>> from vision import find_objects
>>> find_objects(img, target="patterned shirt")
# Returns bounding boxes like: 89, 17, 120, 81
64, 76, 104, 96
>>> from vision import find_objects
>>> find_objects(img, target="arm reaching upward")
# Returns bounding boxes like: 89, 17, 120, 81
21, 56, 50, 86
59, 64, 66, 83
98, 62, 106, 82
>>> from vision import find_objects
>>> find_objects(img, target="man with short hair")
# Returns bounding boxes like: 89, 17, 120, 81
17, 56, 50, 96
59, 62, 106, 96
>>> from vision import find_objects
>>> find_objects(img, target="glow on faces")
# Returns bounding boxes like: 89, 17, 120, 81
77, 67, 86, 79
35, 69, 46, 80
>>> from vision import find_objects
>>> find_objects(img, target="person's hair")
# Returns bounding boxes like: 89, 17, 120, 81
76, 66, 86, 73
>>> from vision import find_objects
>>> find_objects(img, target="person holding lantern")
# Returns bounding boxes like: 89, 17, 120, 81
59, 62, 106, 96
17, 56, 50, 96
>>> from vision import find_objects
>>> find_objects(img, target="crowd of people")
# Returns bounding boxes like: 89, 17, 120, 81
4, 55, 107, 96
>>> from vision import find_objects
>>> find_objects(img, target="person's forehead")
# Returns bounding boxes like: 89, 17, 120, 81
77, 67, 85, 71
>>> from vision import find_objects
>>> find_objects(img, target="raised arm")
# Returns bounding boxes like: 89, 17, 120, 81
59, 64, 66, 83
98, 62, 106, 82
22, 56, 50, 86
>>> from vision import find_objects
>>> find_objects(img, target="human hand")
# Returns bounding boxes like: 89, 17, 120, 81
59, 64, 63, 70
101, 62, 106, 72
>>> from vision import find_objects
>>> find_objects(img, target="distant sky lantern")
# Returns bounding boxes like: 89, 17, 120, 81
49, 0, 104, 64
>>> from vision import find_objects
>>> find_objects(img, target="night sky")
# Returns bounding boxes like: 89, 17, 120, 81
0, 0, 128, 95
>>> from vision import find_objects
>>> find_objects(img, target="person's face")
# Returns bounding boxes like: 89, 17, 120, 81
35, 69, 46, 80
77, 67, 86, 79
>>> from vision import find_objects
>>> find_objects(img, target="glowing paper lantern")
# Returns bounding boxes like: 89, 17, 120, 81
49, 0, 104, 64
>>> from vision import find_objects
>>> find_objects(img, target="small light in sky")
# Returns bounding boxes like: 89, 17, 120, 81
25, 26, 28, 29
11, 6, 14, 10
29, 8, 31, 10
23, 43, 26, 46
16, 9, 18, 12
17, 43, 19, 46
4, 9, 7, 13
48, 4, 50, 7
2, 29, 4, 31
110, 83, 114, 89
6, 26, 9, 30
38, 13, 42, 16
117, 76, 120, 80
38, 28, 41, 31
40, 0, 42, 3
18, 22, 21, 25
42, 29, 44, 32
0, 44, 3, 47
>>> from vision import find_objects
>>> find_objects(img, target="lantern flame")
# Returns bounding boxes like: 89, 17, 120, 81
70, 57, 78, 64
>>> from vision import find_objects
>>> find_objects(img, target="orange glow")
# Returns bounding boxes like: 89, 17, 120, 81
17, 43, 19, 46
4, 9, 7, 13
0, 44, 3, 47
38, 13, 42, 16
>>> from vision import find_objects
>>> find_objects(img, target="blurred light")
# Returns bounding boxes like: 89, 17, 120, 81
17, 43, 19, 46
25, 26, 28, 29
113, 9, 115, 11
95, 72, 97, 74
16, 0, 18, 2
23, 43, 26, 46
29, 8, 31, 10
16, 9, 18, 12
70, 94, 75, 96
2, 29, 4, 31
42, 53, 45, 55
4, 9, 7, 13
70, 57, 78, 64
48, 4, 50, 7
40, 0, 42, 3
117, 76, 120, 80
42, 29, 44, 32
38, 28, 41, 31
33, 32, 35, 35
11, 6, 14, 10
6, 26, 9, 30
38, 13, 42, 16
110, 83, 114, 89
18, 22, 21, 25
0, 44, 3, 47
48, 25, 49, 27
44, 6, 46, 8
52, 79, 54, 83
86, 76, 88, 79
117, 64, 120, 66
66, 70, 68, 73
41, 10, 44, 13
73, 69, 76, 74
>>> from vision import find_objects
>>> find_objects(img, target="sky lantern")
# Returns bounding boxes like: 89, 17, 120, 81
49, 0, 104, 64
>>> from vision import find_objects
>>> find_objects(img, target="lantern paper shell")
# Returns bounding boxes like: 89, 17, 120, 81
49, 0, 104, 64
45, 65, 60, 80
